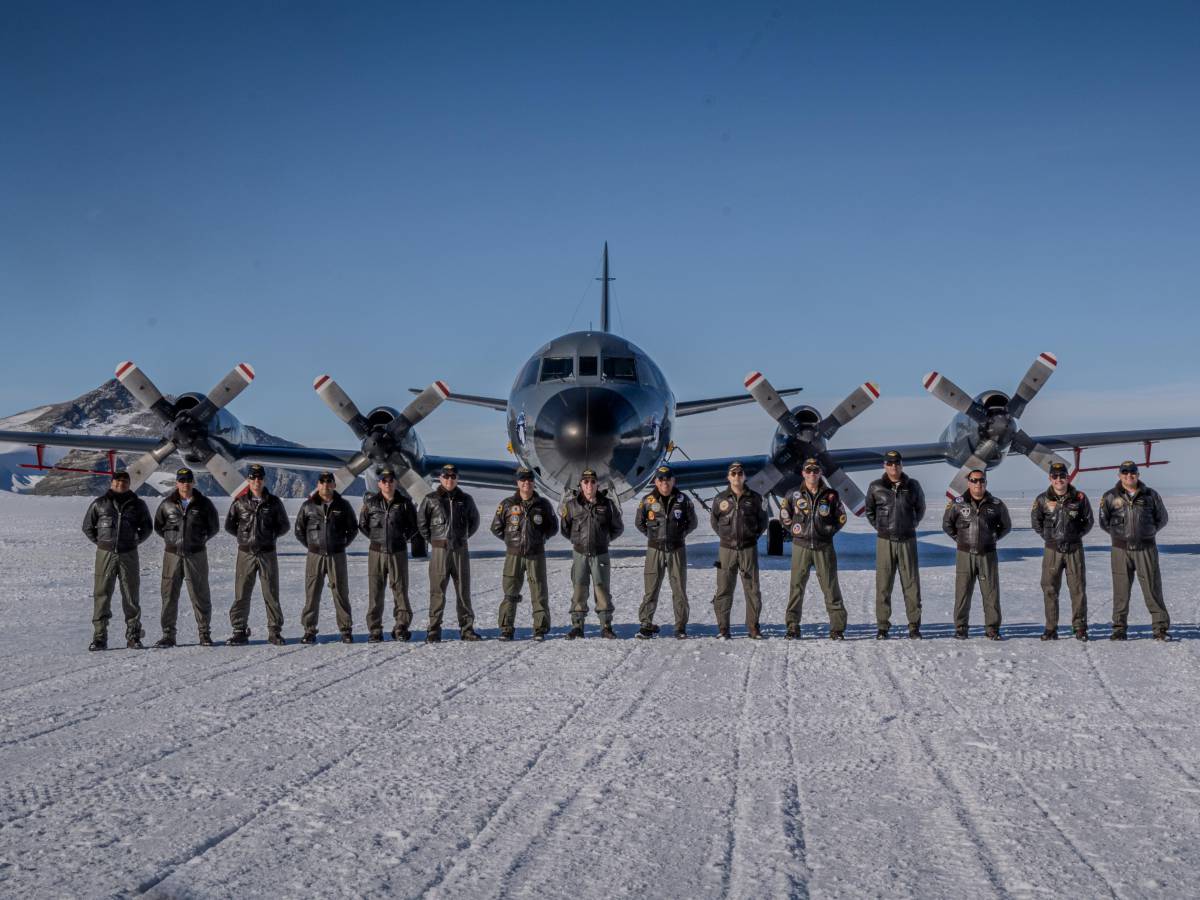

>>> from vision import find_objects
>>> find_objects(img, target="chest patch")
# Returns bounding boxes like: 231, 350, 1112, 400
647, 511, 656, 521
673, 508, 683, 519
719, 500, 730, 512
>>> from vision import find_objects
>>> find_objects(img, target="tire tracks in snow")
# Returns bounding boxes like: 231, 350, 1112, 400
416, 643, 649, 898
899, 644, 1120, 899
129, 642, 540, 897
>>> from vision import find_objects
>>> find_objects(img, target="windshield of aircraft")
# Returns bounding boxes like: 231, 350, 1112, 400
602, 356, 637, 381
540, 357, 574, 381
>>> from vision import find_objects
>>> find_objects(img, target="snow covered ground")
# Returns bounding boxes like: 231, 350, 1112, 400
2, 489, 1199, 898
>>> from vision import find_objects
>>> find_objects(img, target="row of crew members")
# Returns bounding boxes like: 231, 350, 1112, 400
81, 453, 1171, 649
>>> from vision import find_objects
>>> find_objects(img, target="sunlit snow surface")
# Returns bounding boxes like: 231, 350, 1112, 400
2, 490, 1199, 898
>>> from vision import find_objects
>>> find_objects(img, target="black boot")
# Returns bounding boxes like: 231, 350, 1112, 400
908, 624, 922, 640
785, 626, 800, 640
267, 630, 285, 646
636, 626, 654, 640
392, 625, 412, 642
425, 629, 442, 644
955, 626, 969, 640
126, 628, 144, 650
368, 630, 383, 643
876, 629, 889, 641
198, 630, 214, 647
650, 623, 661, 634
1153, 628, 1171, 642
747, 626, 765, 640
300, 630, 317, 645
340, 631, 354, 644
1110, 628, 1127, 642
533, 630, 547, 642
829, 630, 845, 641
1074, 627, 1089, 642
717, 627, 731, 641
600, 625, 616, 640
566, 625, 584, 640
675, 627, 687, 640
461, 629, 483, 642
985, 627, 1002, 641
499, 629, 514, 642
226, 629, 250, 646
88, 635, 107, 652
154, 635, 176, 649
1040, 629, 1058, 641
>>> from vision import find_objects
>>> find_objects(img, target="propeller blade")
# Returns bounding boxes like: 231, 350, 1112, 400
1007, 352, 1058, 418
744, 371, 799, 435
1010, 428, 1069, 473
396, 465, 432, 501
331, 451, 373, 492
114, 361, 175, 424
922, 371, 986, 423
203, 452, 250, 498
819, 382, 880, 439
823, 466, 867, 517
388, 380, 451, 441
747, 460, 787, 495
313, 375, 370, 439
946, 439, 999, 498
190, 363, 256, 424
124, 438, 178, 490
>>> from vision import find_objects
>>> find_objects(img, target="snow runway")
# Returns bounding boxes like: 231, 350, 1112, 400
2, 492, 1199, 898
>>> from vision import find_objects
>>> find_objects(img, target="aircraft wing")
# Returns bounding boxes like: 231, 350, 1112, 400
676, 388, 801, 417
0, 429, 163, 454
1025, 426, 1200, 452
667, 442, 953, 493
409, 388, 507, 412
419, 455, 520, 489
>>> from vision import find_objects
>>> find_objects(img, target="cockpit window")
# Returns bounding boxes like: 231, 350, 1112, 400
602, 356, 637, 382
578, 356, 598, 377
515, 356, 541, 390
540, 357, 574, 381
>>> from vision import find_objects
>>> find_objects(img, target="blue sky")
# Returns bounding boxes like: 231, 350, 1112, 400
2, 1, 1199, 491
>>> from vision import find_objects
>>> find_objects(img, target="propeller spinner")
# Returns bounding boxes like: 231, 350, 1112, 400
923, 352, 1067, 497
312, 376, 449, 497
744, 371, 879, 515
114, 361, 255, 496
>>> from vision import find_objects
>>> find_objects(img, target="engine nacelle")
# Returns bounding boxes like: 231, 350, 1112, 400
362, 405, 426, 468
769, 404, 821, 459
171, 392, 247, 463
938, 390, 1016, 469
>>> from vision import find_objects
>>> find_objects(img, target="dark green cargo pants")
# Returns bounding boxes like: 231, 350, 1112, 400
1041, 546, 1087, 630
498, 553, 550, 634
875, 537, 921, 630
1111, 545, 1169, 631
788, 544, 848, 632
230, 549, 283, 632
301, 552, 353, 634
712, 545, 762, 630
160, 549, 212, 638
639, 546, 689, 630
428, 545, 474, 633
954, 550, 1001, 630
93, 548, 142, 640
570, 550, 612, 626
367, 548, 411, 632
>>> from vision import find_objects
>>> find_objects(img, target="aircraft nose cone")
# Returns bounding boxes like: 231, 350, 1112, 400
534, 387, 640, 476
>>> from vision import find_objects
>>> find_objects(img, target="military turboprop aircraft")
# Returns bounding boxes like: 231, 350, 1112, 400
4, 245, 1200, 536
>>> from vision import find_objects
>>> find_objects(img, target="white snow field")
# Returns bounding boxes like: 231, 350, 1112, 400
2, 489, 1199, 898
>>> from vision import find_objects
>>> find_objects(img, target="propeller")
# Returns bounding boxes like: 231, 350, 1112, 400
312, 375, 449, 497
923, 352, 1067, 497
744, 371, 879, 515
114, 361, 255, 495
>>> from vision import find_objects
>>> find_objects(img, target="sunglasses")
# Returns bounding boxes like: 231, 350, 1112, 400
967, 477, 986, 484
247, 474, 264, 481
803, 467, 821, 474
884, 461, 901, 467
440, 474, 458, 479
317, 477, 335, 484
1120, 470, 1138, 476
378, 476, 395, 483
1050, 474, 1068, 480
580, 478, 597, 484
